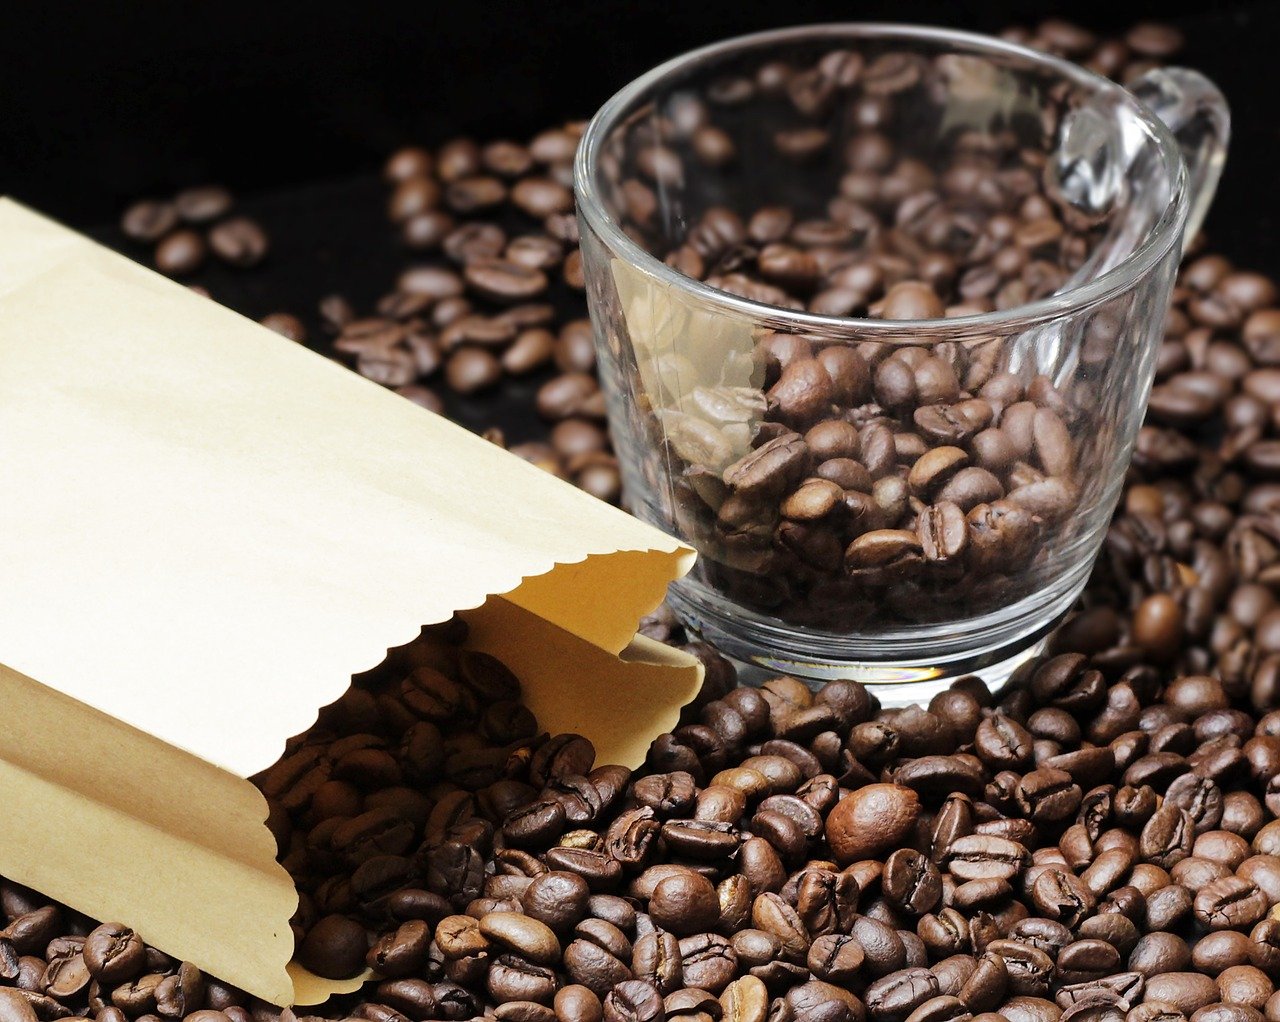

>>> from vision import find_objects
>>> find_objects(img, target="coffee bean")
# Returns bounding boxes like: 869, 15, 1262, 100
826, 783, 920, 864
155, 229, 206, 276
208, 217, 269, 268
121, 200, 179, 242
631, 930, 682, 995
445, 348, 502, 394
1142, 804, 1196, 868
557, 986, 605, 1022
918, 502, 968, 563
944, 835, 1029, 882
1193, 877, 1269, 931
1144, 973, 1219, 1015
174, 185, 234, 223
866, 967, 941, 1021
297, 915, 369, 979
883, 849, 942, 914
488, 955, 558, 1005
603, 981, 664, 1022
464, 260, 549, 302
83, 924, 146, 986
367, 920, 431, 977
720, 975, 768, 1022
648, 870, 719, 936
480, 913, 561, 966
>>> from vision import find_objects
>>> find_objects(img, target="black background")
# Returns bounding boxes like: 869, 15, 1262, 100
2, 0, 1274, 256
2, 0, 1277, 439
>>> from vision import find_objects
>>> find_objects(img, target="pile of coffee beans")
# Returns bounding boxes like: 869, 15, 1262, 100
252, 618, 611, 983
664, 319, 1084, 628
18, 616, 1280, 1022
324, 128, 592, 401
8, 15, 1276, 1022
120, 185, 270, 277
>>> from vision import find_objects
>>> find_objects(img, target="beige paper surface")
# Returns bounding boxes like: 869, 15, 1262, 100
0, 199, 701, 1005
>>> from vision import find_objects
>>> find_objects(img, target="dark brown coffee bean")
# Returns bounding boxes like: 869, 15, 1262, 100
883, 849, 943, 914
464, 260, 549, 302
866, 967, 941, 1021
603, 981, 665, 1022
82, 925, 145, 986
297, 915, 368, 979
648, 870, 719, 936
488, 954, 558, 1005
631, 932, 682, 995
121, 200, 178, 242
367, 920, 431, 978
154, 229, 206, 276
945, 835, 1029, 882
826, 783, 921, 864
209, 217, 269, 267
1144, 973, 1219, 1016
174, 185, 233, 223
556, 985, 604, 1022
1142, 804, 1196, 868
444, 348, 502, 394
1193, 877, 1268, 931
918, 502, 968, 563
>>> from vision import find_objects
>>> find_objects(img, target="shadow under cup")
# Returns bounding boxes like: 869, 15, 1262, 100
573, 24, 1217, 696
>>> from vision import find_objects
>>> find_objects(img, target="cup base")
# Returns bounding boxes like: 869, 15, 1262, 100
667, 570, 1088, 706
714, 634, 1051, 707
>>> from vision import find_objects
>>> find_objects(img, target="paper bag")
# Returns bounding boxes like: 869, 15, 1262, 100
0, 199, 702, 1006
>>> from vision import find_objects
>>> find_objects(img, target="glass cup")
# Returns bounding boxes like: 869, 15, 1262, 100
574, 24, 1229, 700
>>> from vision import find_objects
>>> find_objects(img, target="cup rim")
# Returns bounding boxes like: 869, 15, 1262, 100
573, 21, 1190, 339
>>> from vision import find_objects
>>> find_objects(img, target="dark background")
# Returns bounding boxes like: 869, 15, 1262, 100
2, 0, 1276, 438
3, 0, 1275, 257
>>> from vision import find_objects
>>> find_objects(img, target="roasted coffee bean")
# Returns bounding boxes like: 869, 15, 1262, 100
121, 200, 179, 243
480, 912, 561, 966
82, 924, 146, 986
882, 849, 942, 914
1193, 877, 1269, 931
1142, 804, 1196, 868
465, 260, 549, 302
632, 931, 682, 995
208, 217, 269, 268
986, 939, 1053, 997
367, 920, 431, 977
297, 915, 369, 979
488, 955, 558, 1005
719, 975, 768, 1022
1144, 973, 1219, 1015
808, 934, 865, 985
866, 967, 941, 1021
826, 783, 921, 864
557, 986, 605, 1022
154, 229, 206, 276
174, 185, 234, 223
603, 981, 665, 1022
1016, 768, 1082, 822
518, 872, 591, 935
648, 870, 720, 936
944, 835, 1029, 882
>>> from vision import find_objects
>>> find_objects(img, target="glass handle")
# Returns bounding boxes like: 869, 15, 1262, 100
1127, 66, 1231, 254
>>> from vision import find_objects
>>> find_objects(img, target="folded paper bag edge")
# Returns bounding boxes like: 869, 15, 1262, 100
0, 539, 700, 1008
0, 198, 704, 1006
0, 196, 699, 785
0, 661, 301, 1008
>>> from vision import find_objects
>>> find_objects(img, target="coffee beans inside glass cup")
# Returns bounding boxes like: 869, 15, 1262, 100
574, 24, 1230, 698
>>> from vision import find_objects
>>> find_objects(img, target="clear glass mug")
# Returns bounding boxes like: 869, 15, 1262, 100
574, 24, 1228, 699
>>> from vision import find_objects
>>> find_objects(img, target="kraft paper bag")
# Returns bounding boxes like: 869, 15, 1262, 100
0, 199, 702, 1006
